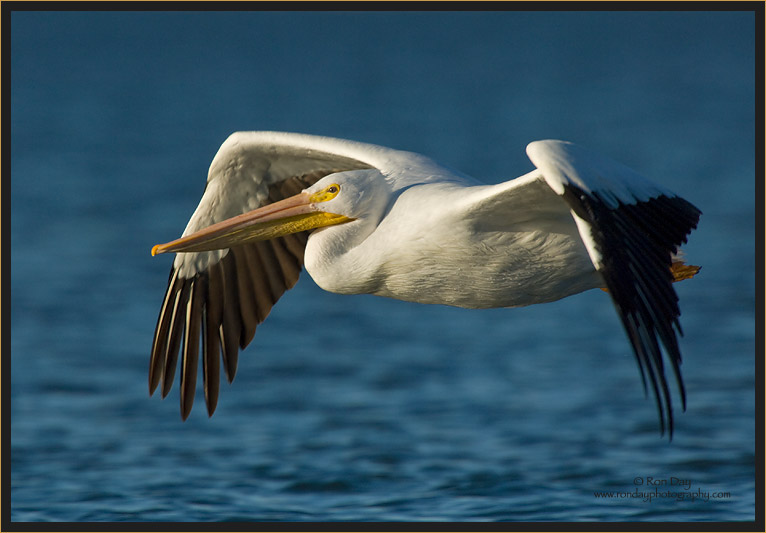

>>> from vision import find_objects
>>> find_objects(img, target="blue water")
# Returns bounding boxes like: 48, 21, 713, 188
9, 10, 757, 523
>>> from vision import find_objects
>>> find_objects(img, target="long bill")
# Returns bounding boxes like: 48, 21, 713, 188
152, 192, 353, 255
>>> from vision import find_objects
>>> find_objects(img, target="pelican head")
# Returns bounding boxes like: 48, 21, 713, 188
151, 169, 390, 256
307, 169, 391, 224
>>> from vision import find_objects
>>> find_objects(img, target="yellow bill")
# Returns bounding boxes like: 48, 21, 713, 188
152, 190, 353, 255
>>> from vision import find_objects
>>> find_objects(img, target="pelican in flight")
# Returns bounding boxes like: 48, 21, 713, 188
150, 132, 701, 436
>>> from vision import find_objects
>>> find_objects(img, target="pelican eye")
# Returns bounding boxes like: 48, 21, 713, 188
310, 183, 341, 203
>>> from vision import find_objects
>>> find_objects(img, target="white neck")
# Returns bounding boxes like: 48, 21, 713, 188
304, 217, 383, 295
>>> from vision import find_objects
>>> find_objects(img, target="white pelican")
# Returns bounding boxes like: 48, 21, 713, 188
150, 132, 701, 437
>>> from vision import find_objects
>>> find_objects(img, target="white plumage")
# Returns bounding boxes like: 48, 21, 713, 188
150, 131, 701, 437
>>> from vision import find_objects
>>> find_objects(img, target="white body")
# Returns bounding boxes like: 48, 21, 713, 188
304, 174, 600, 308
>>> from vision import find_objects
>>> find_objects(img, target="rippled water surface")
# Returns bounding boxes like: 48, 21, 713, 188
9, 10, 757, 523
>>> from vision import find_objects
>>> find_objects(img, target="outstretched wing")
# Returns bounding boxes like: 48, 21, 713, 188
149, 132, 408, 419
527, 140, 701, 437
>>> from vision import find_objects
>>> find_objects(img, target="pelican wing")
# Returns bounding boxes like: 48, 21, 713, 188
527, 140, 701, 437
149, 132, 407, 418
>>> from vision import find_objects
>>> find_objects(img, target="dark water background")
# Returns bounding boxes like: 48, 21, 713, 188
9, 10, 757, 522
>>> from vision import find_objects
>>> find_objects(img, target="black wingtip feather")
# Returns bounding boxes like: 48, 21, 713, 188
161, 280, 191, 398
180, 279, 203, 421
220, 252, 242, 383
562, 184, 700, 438
203, 267, 222, 417
149, 269, 182, 395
